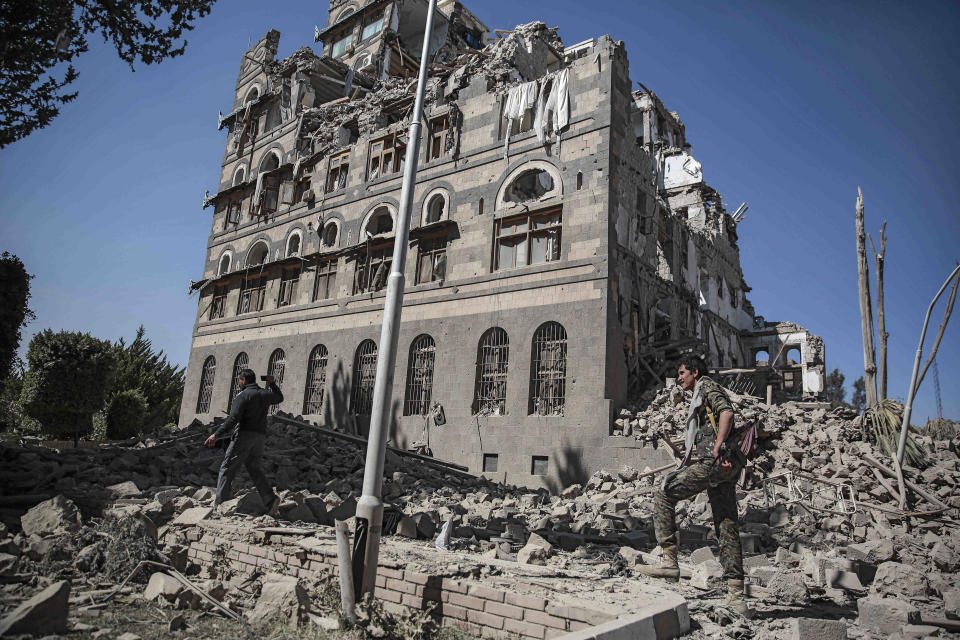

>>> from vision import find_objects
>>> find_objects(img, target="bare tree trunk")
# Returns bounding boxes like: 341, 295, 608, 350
855, 188, 878, 408
869, 222, 888, 401
913, 268, 960, 393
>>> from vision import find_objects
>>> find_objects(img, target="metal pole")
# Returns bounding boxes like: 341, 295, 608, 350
354, 0, 438, 599
897, 264, 960, 464
335, 520, 357, 623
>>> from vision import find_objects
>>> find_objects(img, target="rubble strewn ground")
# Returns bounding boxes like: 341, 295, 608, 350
1, 385, 958, 639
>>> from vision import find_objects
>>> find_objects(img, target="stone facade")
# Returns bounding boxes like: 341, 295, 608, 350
179, 3, 824, 489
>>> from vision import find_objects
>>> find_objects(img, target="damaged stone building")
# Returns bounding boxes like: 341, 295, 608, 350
179, 0, 825, 488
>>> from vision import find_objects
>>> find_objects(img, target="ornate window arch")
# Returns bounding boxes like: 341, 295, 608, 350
473, 328, 509, 415
228, 352, 248, 412
259, 151, 281, 173
320, 219, 340, 249
495, 161, 563, 210
246, 240, 269, 267
404, 334, 436, 415
218, 251, 233, 276
244, 86, 260, 104
421, 188, 449, 226
286, 230, 302, 257
351, 339, 378, 414
196, 356, 216, 413
360, 203, 396, 237
267, 348, 286, 415
232, 165, 247, 186
303, 345, 328, 414
529, 322, 567, 415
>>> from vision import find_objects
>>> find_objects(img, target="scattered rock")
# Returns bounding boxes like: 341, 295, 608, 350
766, 571, 810, 606
248, 576, 309, 627
0, 579, 71, 636
143, 571, 183, 602
21, 496, 81, 537
857, 595, 920, 636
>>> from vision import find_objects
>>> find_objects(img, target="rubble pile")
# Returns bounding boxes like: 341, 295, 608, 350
1, 389, 958, 638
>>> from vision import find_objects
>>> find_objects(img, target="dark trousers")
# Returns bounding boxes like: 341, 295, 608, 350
215, 431, 275, 507
653, 459, 744, 581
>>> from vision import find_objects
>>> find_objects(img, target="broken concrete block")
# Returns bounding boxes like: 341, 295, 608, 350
899, 624, 942, 639
517, 544, 548, 565
304, 496, 328, 523
944, 589, 960, 620
871, 561, 929, 599
248, 577, 309, 627
107, 481, 141, 498
412, 512, 437, 539
789, 617, 847, 640
845, 539, 895, 563
0, 553, 17, 576
766, 571, 810, 606
618, 546, 642, 566
0, 579, 70, 636
285, 503, 316, 523
857, 596, 920, 636
193, 486, 215, 502
116, 633, 141, 640
170, 506, 212, 527
327, 496, 357, 521
525, 532, 552, 551
396, 516, 418, 539
931, 541, 959, 572
689, 559, 723, 589
689, 546, 716, 564
769, 504, 789, 527
143, 572, 183, 602
21, 495, 81, 537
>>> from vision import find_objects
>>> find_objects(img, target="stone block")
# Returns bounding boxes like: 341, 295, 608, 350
689, 546, 716, 564
171, 506, 212, 526
0, 579, 70, 636
143, 572, 183, 602
857, 596, 920, 636
871, 561, 929, 599
21, 496, 82, 537
107, 481, 141, 498
944, 589, 960, 620
789, 617, 847, 640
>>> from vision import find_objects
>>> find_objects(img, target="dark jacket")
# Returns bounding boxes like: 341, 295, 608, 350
212, 382, 283, 439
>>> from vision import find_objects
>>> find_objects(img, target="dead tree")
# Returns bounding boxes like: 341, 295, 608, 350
855, 187, 878, 409
869, 222, 888, 401
913, 267, 959, 392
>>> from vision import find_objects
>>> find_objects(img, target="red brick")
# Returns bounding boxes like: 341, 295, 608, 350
506, 593, 547, 611
405, 571, 431, 585
375, 574, 386, 588
436, 602, 468, 621
504, 618, 547, 639
448, 592, 485, 611
466, 609, 505, 630
385, 578, 417, 595
380, 566, 404, 579
486, 601, 524, 620
545, 602, 616, 625
524, 610, 568, 630
467, 584, 505, 603
401, 593, 425, 608
441, 578, 469, 594
374, 587, 402, 604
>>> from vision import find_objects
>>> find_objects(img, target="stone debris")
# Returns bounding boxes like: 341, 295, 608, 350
0, 579, 70, 636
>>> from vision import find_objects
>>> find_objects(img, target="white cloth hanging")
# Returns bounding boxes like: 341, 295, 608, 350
503, 81, 538, 159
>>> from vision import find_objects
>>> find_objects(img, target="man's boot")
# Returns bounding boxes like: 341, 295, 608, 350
725, 579, 753, 619
634, 545, 680, 582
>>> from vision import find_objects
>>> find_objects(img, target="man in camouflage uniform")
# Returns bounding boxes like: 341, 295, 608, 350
636, 356, 751, 618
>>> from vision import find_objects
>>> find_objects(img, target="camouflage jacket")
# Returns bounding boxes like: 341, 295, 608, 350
691, 378, 735, 459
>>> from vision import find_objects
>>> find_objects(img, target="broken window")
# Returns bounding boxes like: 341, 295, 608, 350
404, 334, 436, 416
366, 206, 394, 236
233, 166, 246, 186
237, 274, 267, 314
331, 32, 355, 57
473, 327, 509, 416
293, 175, 312, 205
351, 339, 378, 414
368, 134, 405, 180
754, 349, 770, 367
326, 151, 350, 192
505, 169, 555, 204
730, 285, 739, 308
277, 266, 301, 307
247, 242, 269, 267
416, 235, 447, 284
196, 356, 216, 414
228, 352, 248, 412
354, 243, 392, 294
244, 86, 259, 104
786, 347, 801, 367
530, 321, 567, 416
286, 233, 301, 257
303, 344, 328, 414
425, 193, 446, 224
717, 278, 725, 300
261, 174, 281, 214
218, 254, 231, 276
313, 258, 338, 300
321, 221, 339, 249
483, 453, 498, 473
361, 11, 384, 40
531, 456, 548, 476
209, 285, 228, 320
267, 348, 285, 415
494, 208, 561, 271
427, 115, 451, 162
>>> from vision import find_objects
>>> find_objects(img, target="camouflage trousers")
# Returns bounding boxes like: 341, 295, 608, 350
653, 459, 744, 581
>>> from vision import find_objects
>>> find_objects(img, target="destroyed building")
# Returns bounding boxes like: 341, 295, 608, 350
179, 0, 826, 488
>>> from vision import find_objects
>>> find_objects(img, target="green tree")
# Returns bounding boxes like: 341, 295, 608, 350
851, 376, 866, 414
105, 388, 149, 440
20, 329, 116, 444
110, 326, 185, 434
0, 252, 35, 385
0, 0, 217, 148
0, 356, 26, 432
823, 368, 846, 409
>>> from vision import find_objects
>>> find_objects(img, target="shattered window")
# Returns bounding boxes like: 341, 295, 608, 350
501, 100, 535, 136
332, 32, 355, 57
277, 266, 301, 307
237, 274, 266, 314
505, 169, 554, 203
474, 327, 509, 416
233, 166, 246, 186
368, 134, 405, 180
416, 235, 447, 284
209, 285, 228, 320
351, 339, 378, 414
404, 334, 436, 416
293, 176, 312, 205
494, 208, 561, 271
225, 195, 244, 226
361, 12, 384, 40
326, 151, 350, 192
196, 356, 216, 414
303, 345, 328, 414
261, 174, 280, 214
321, 221, 339, 249
365, 206, 393, 236
425, 193, 446, 224
313, 258, 338, 301
227, 352, 248, 412
218, 254, 231, 276
428, 115, 451, 161
267, 349, 286, 415
354, 243, 392, 294
247, 242, 269, 267
286, 233, 301, 257
530, 322, 567, 416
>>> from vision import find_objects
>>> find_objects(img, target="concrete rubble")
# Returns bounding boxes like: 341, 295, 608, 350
1, 381, 959, 638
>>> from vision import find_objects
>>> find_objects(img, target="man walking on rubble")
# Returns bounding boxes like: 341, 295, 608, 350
636, 356, 751, 618
205, 369, 282, 516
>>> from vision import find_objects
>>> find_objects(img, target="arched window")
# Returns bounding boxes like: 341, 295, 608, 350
474, 328, 509, 415
786, 347, 801, 366
196, 356, 216, 413
404, 335, 436, 415
351, 340, 378, 414
423, 191, 447, 225
233, 166, 246, 186
365, 205, 394, 236
265, 104, 282, 131
321, 220, 339, 248
244, 86, 260, 103
228, 352, 248, 412
530, 322, 567, 415
267, 349, 286, 415
505, 169, 555, 203
303, 345, 328, 414
247, 241, 269, 267
218, 252, 232, 276
286, 231, 301, 257
754, 349, 770, 366
260, 152, 280, 173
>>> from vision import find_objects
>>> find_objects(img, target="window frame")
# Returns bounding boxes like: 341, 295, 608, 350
326, 150, 350, 192
313, 258, 339, 301
473, 327, 509, 416
415, 234, 447, 285
368, 133, 406, 180
267, 348, 286, 415
196, 356, 216, 414
351, 339, 378, 415
427, 114, 451, 162
303, 345, 329, 414
209, 284, 228, 320
493, 207, 562, 271
403, 334, 436, 416
529, 321, 568, 416
237, 274, 267, 314
277, 265, 301, 307
353, 241, 393, 294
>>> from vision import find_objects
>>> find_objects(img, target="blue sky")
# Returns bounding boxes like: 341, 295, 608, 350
2, 1, 958, 421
